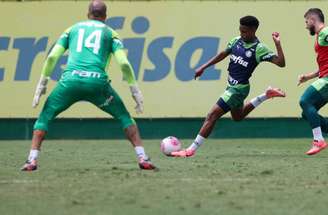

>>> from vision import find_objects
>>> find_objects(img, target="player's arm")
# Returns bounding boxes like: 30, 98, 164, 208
256, 33, 285, 67
112, 36, 143, 114
298, 30, 328, 86
32, 28, 70, 108
32, 44, 66, 108
194, 50, 230, 79
41, 45, 66, 77
297, 71, 319, 86
194, 37, 238, 79
270, 32, 285, 67
114, 49, 137, 86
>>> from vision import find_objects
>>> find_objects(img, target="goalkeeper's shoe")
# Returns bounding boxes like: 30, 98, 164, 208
21, 160, 38, 171
170, 149, 195, 157
265, 86, 286, 98
138, 157, 156, 170
306, 140, 328, 155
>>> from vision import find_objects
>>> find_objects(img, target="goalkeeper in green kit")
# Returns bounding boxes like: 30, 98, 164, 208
21, 0, 156, 171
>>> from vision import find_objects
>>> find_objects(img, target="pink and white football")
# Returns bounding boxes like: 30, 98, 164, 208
160, 136, 182, 156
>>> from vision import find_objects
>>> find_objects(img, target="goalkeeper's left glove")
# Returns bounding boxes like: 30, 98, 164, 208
129, 85, 144, 114
32, 75, 49, 108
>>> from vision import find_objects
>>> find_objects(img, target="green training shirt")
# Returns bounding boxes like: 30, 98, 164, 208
56, 19, 124, 83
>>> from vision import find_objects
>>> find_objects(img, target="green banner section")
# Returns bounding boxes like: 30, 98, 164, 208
0, 1, 327, 117
0, 118, 311, 140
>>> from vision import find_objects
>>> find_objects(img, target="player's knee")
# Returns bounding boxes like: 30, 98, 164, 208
33, 130, 46, 136
299, 97, 308, 109
33, 120, 49, 132
33, 130, 46, 141
232, 115, 243, 122
120, 116, 136, 130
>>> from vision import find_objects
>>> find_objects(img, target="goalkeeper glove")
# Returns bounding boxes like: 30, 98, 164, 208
32, 75, 49, 108
129, 85, 144, 114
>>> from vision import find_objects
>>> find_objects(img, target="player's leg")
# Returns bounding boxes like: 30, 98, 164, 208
300, 81, 328, 155
171, 104, 227, 157
318, 115, 328, 133
230, 106, 250, 121
171, 85, 249, 157
90, 83, 156, 170
231, 86, 285, 121
302, 100, 328, 133
198, 104, 227, 138
124, 124, 156, 170
314, 79, 328, 133
21, 82, 79, 171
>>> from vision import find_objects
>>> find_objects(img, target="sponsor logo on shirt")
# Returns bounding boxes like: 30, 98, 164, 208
230, 54, 249, 67
72, 70, 101, 78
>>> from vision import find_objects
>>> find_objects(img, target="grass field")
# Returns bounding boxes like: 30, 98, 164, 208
1, 139, 328, 215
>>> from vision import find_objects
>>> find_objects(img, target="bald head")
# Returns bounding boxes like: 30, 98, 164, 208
88, 0, 107, 21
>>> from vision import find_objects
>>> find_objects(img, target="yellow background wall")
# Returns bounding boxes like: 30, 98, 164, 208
0, 1, 327, 118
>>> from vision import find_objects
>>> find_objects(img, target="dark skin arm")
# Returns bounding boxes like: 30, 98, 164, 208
270, 32, 285, 67
194, 50, 230, 79
195, 32, 285, 79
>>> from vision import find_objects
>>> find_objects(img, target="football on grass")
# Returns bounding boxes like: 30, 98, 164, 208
160, 136, 182, 156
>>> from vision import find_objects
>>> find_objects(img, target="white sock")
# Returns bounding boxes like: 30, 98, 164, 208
250, 93, 267, 108
28, 149, 39, 162
188, 135, 205, 151
312, 127, 324, 141
134, 146, 148, 159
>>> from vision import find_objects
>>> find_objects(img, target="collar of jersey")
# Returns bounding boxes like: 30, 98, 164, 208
240, 38, 259, 49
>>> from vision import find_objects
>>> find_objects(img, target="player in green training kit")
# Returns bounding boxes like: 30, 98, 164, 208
298, 8, 328, 155
21, 0, 156, 171
172, 16, 286, 157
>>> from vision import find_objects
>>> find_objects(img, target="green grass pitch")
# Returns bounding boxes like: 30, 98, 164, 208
1, 139, 327, 215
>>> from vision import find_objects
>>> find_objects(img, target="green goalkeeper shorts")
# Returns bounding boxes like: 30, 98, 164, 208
34, 80, 135, 131
217, 84, 250, 112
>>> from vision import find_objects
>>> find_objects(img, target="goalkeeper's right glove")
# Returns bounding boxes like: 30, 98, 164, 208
129, 85, 144, 114
32, 75, 49, 108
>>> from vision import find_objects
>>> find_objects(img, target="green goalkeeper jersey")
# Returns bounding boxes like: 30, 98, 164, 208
56, 19, 123, 83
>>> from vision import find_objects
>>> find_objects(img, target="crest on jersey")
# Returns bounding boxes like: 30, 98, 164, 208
245, 50, 252, 58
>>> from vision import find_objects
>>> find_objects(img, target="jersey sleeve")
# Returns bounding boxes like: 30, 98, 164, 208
114, 49, 137, 86
255, 43, 276, 63
318, 27, 328, 46
56, 27, 72, 49
225, 37, 240, 53
41, 44, 66, 77
111, 30, 124, 52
